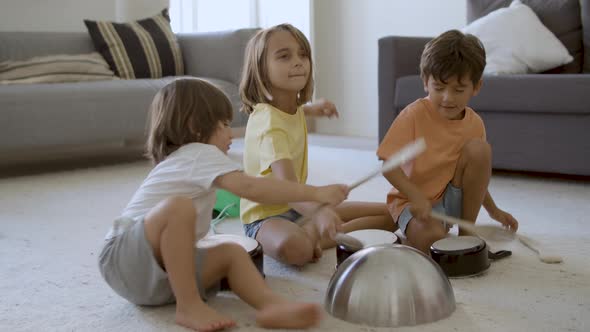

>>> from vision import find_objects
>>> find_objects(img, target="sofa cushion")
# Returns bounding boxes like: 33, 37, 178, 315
0, 52, 118, 84
463, 0, 573, 74
467, 0, 583, 73
0, 32, 96, 62
394, 74, 590, 114
582, 0, 590, 73
0, 76, 242, 151
84, 8, 184, 79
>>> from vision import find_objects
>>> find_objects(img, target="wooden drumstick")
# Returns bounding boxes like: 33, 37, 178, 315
429, 211, 516, 241
430, 212, 562, 263
296, 138, 427, 225
348, 138, 426, 190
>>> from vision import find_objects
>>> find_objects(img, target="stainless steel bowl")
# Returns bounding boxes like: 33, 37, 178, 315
325, 244, 455, 327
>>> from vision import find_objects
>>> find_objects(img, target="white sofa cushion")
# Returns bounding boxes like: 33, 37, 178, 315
462, 0, 573, 74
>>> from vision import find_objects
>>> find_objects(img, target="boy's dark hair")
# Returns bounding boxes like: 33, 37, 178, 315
420, 29, 486, 86
146, 78, 233, 164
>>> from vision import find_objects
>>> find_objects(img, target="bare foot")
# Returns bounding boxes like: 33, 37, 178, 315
302, 221, 320, 242
301, 224, 323, 263
256, 302, 322, 329
312, 244, 323, 262
176, 300, 236, 332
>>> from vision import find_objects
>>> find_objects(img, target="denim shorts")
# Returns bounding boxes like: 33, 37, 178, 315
397, 183, 463, 236
243, 209, 302, 239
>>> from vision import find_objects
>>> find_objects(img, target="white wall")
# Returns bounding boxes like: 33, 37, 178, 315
312, 0, 466, 138
0, 0, 167, 32
116, 0, 169, 21
258, 0, 310, 39
0, 0, 116, 32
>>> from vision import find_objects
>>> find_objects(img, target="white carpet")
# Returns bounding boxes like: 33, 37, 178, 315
1, 142, 589, 332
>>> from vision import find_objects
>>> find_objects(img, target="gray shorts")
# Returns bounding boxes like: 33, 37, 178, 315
98, 217, 218, 306
243, 209, 302, 239
397, 183, 463, 236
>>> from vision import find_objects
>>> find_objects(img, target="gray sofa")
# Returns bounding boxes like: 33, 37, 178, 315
0, 28, 258, 165
378, 0, 590, 176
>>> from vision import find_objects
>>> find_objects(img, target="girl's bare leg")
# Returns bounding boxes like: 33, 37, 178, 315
143, 197, 235, 332
337, 201, 396, 231
319, 201, 396, 248
199, 243, 322, 329
255, 218, 317, 266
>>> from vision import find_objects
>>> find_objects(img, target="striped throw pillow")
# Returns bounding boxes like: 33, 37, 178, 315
84, 8, 184, 79
0, 52, 119, 84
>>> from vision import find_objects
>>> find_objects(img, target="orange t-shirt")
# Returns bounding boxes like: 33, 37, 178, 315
376, 97, 486, 221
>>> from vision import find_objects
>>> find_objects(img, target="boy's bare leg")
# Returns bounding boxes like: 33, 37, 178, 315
405, 216, 447, 254
405, 139, 491, 253
255, 218, 316, 266
143, 197, 235, 332
319, 201, 396, 249
199, 243, 322, 329
451, 139, 492, 235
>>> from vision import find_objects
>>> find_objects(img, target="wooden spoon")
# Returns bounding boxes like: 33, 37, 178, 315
429, 211, 516, 242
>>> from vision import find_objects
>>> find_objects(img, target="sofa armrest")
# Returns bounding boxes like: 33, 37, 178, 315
378, 36, 430, 142
177, 28, 260, 85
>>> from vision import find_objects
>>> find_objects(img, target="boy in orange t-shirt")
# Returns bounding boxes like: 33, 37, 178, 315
377, 30, 519, 254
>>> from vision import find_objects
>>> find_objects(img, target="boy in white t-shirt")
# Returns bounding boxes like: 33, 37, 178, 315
98, 78, 348, 332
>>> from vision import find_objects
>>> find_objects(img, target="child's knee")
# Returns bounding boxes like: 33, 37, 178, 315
221, 242, 250, 261
462, 139, 491, 164
207, 242, 249, 274
276, 234, 314, 266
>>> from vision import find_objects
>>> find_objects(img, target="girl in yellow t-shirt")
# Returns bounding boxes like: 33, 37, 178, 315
239, 24, 395, 266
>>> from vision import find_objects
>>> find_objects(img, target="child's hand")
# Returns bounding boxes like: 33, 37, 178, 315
306, 98, 339, 118
314, 184, 349, 206
313, 207, 342, 239
409, 196, 432, 220
489, 208, 519, 232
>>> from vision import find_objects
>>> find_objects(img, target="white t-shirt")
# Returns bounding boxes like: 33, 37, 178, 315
105, 143, 242, 240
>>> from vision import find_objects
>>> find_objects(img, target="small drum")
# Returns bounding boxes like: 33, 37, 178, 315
336, 229, 401, 268
197, 234, 264, 290
430, 235, 489, 278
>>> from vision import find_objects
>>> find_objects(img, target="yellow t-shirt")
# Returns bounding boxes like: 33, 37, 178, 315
240, 103, 308, 224
376, 97, 486, 221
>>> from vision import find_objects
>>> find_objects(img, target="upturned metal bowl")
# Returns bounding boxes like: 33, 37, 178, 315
325, 244, 455, 327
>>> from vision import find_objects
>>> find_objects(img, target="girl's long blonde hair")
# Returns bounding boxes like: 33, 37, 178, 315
146, 78, 233, 164
239, 23, 314, 114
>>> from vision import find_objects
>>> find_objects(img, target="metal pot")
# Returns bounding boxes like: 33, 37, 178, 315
336, 229, 401, 268
325, 244, 455, 327
430, 235, 489, 278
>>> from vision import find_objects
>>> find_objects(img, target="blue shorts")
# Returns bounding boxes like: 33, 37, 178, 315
397, 183, 463, 236
243, 209, 302, 239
